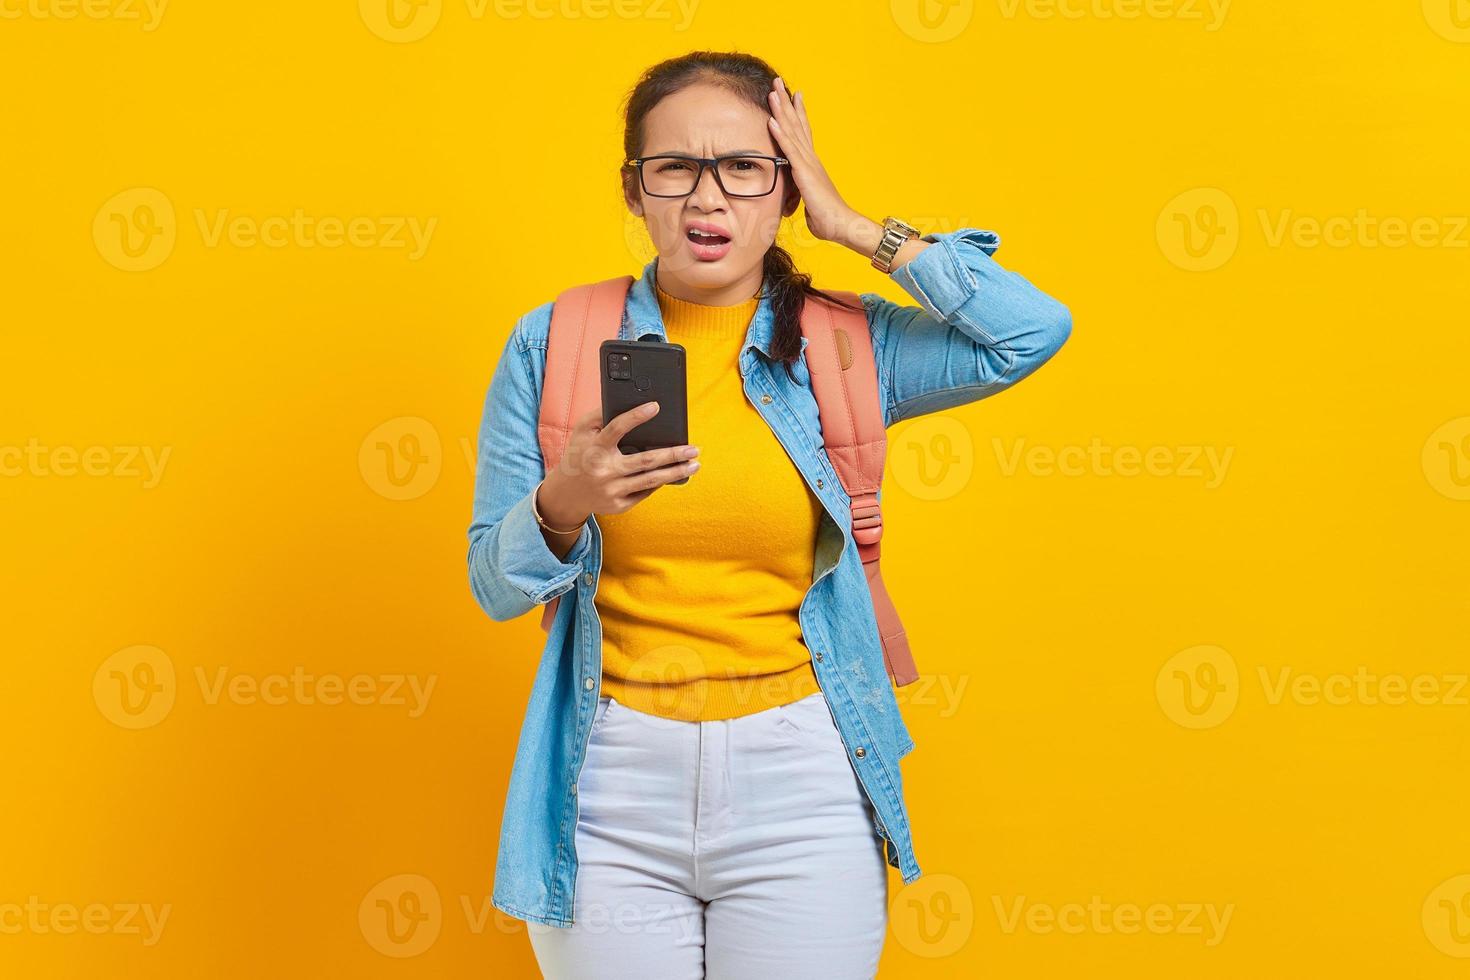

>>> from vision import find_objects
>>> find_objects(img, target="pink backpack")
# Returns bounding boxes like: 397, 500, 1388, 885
534, 276, 920, 688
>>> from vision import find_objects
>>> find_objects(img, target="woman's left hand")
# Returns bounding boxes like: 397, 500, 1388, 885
766, 77, 860, 246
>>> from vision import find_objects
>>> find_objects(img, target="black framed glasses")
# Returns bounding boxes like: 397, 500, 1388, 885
624, 153, 790, 198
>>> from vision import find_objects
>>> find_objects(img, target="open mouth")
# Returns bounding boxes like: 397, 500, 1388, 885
687, 228, 731, 246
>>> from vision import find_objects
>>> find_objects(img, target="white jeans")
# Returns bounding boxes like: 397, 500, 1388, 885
527, 690, 890, 979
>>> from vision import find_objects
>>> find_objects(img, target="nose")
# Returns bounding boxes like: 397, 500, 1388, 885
688, 162, 727, 210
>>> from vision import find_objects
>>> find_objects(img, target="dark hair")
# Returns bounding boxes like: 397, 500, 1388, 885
619, 50, 865, 381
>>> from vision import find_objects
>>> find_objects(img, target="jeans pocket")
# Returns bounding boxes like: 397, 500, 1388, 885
589, 694, 616, 741
774, 692, 834, 745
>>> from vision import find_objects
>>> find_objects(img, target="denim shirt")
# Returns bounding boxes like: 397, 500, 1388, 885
469, 228, 1072, 928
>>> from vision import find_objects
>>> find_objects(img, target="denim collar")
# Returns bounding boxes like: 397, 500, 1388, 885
621, 256, 786, 369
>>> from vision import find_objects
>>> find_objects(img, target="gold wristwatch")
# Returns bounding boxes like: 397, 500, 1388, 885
870, 216, 921, 274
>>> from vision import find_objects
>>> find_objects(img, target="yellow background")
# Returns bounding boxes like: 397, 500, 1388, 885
3, 1, 1469, 976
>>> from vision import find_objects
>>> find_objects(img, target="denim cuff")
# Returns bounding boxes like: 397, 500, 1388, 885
889, 227, 1003, 321
494, 488, 590, 604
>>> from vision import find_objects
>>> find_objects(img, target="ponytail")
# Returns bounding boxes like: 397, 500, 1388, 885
762, 243, 865, 383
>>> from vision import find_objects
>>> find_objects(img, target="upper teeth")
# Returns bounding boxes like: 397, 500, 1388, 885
691, 229, 722, 238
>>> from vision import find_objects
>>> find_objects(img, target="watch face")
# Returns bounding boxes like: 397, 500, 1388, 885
886, 218, 919, 237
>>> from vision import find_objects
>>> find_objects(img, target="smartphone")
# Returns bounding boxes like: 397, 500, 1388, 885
599, 339, 691, 484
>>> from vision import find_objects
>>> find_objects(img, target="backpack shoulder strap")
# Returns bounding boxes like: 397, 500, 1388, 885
799, 291, 920, 687
536, 275, 633, 633
537, 275, 634, 473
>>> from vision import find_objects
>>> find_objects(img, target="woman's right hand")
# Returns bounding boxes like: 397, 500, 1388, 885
536, 401, 700, 526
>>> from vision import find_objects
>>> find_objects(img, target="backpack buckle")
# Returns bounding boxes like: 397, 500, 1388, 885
850, 491, 883, 546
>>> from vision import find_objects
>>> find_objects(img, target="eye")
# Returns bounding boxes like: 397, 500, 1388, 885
656, 160, 694, 173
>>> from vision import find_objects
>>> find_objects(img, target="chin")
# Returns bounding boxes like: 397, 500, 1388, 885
658, 246, 758, 284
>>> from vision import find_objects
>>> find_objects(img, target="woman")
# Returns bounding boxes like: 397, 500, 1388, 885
468, 51, 1072, 978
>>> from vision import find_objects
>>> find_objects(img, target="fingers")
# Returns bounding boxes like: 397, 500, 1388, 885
621, 442, 699, 474
793, 88, 813, 144
610, 456, 700, 502
596, 399, 660, 448
767, 77, 808, 150
777, 77, 812, 143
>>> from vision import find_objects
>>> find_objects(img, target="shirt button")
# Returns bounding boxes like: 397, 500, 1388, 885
570, 783, 577, 795
854, 747, 867, 759
816, 479, 824, 489
760, 394, 772, 405
583, 677, 595, 691
583, 572, 593, 586
813, 651, 824, 662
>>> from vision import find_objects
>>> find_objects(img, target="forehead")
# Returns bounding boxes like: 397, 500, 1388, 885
641, 83, 775, 156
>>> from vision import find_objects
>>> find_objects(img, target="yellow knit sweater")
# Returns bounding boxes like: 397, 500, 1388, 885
594, 283, 824, 721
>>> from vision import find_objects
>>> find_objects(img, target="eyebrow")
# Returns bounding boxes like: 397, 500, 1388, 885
647, 148, 773, 157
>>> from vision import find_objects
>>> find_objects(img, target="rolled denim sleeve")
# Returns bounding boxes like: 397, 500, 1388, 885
467, 320, 591, 622
863, 227, 1072, 426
